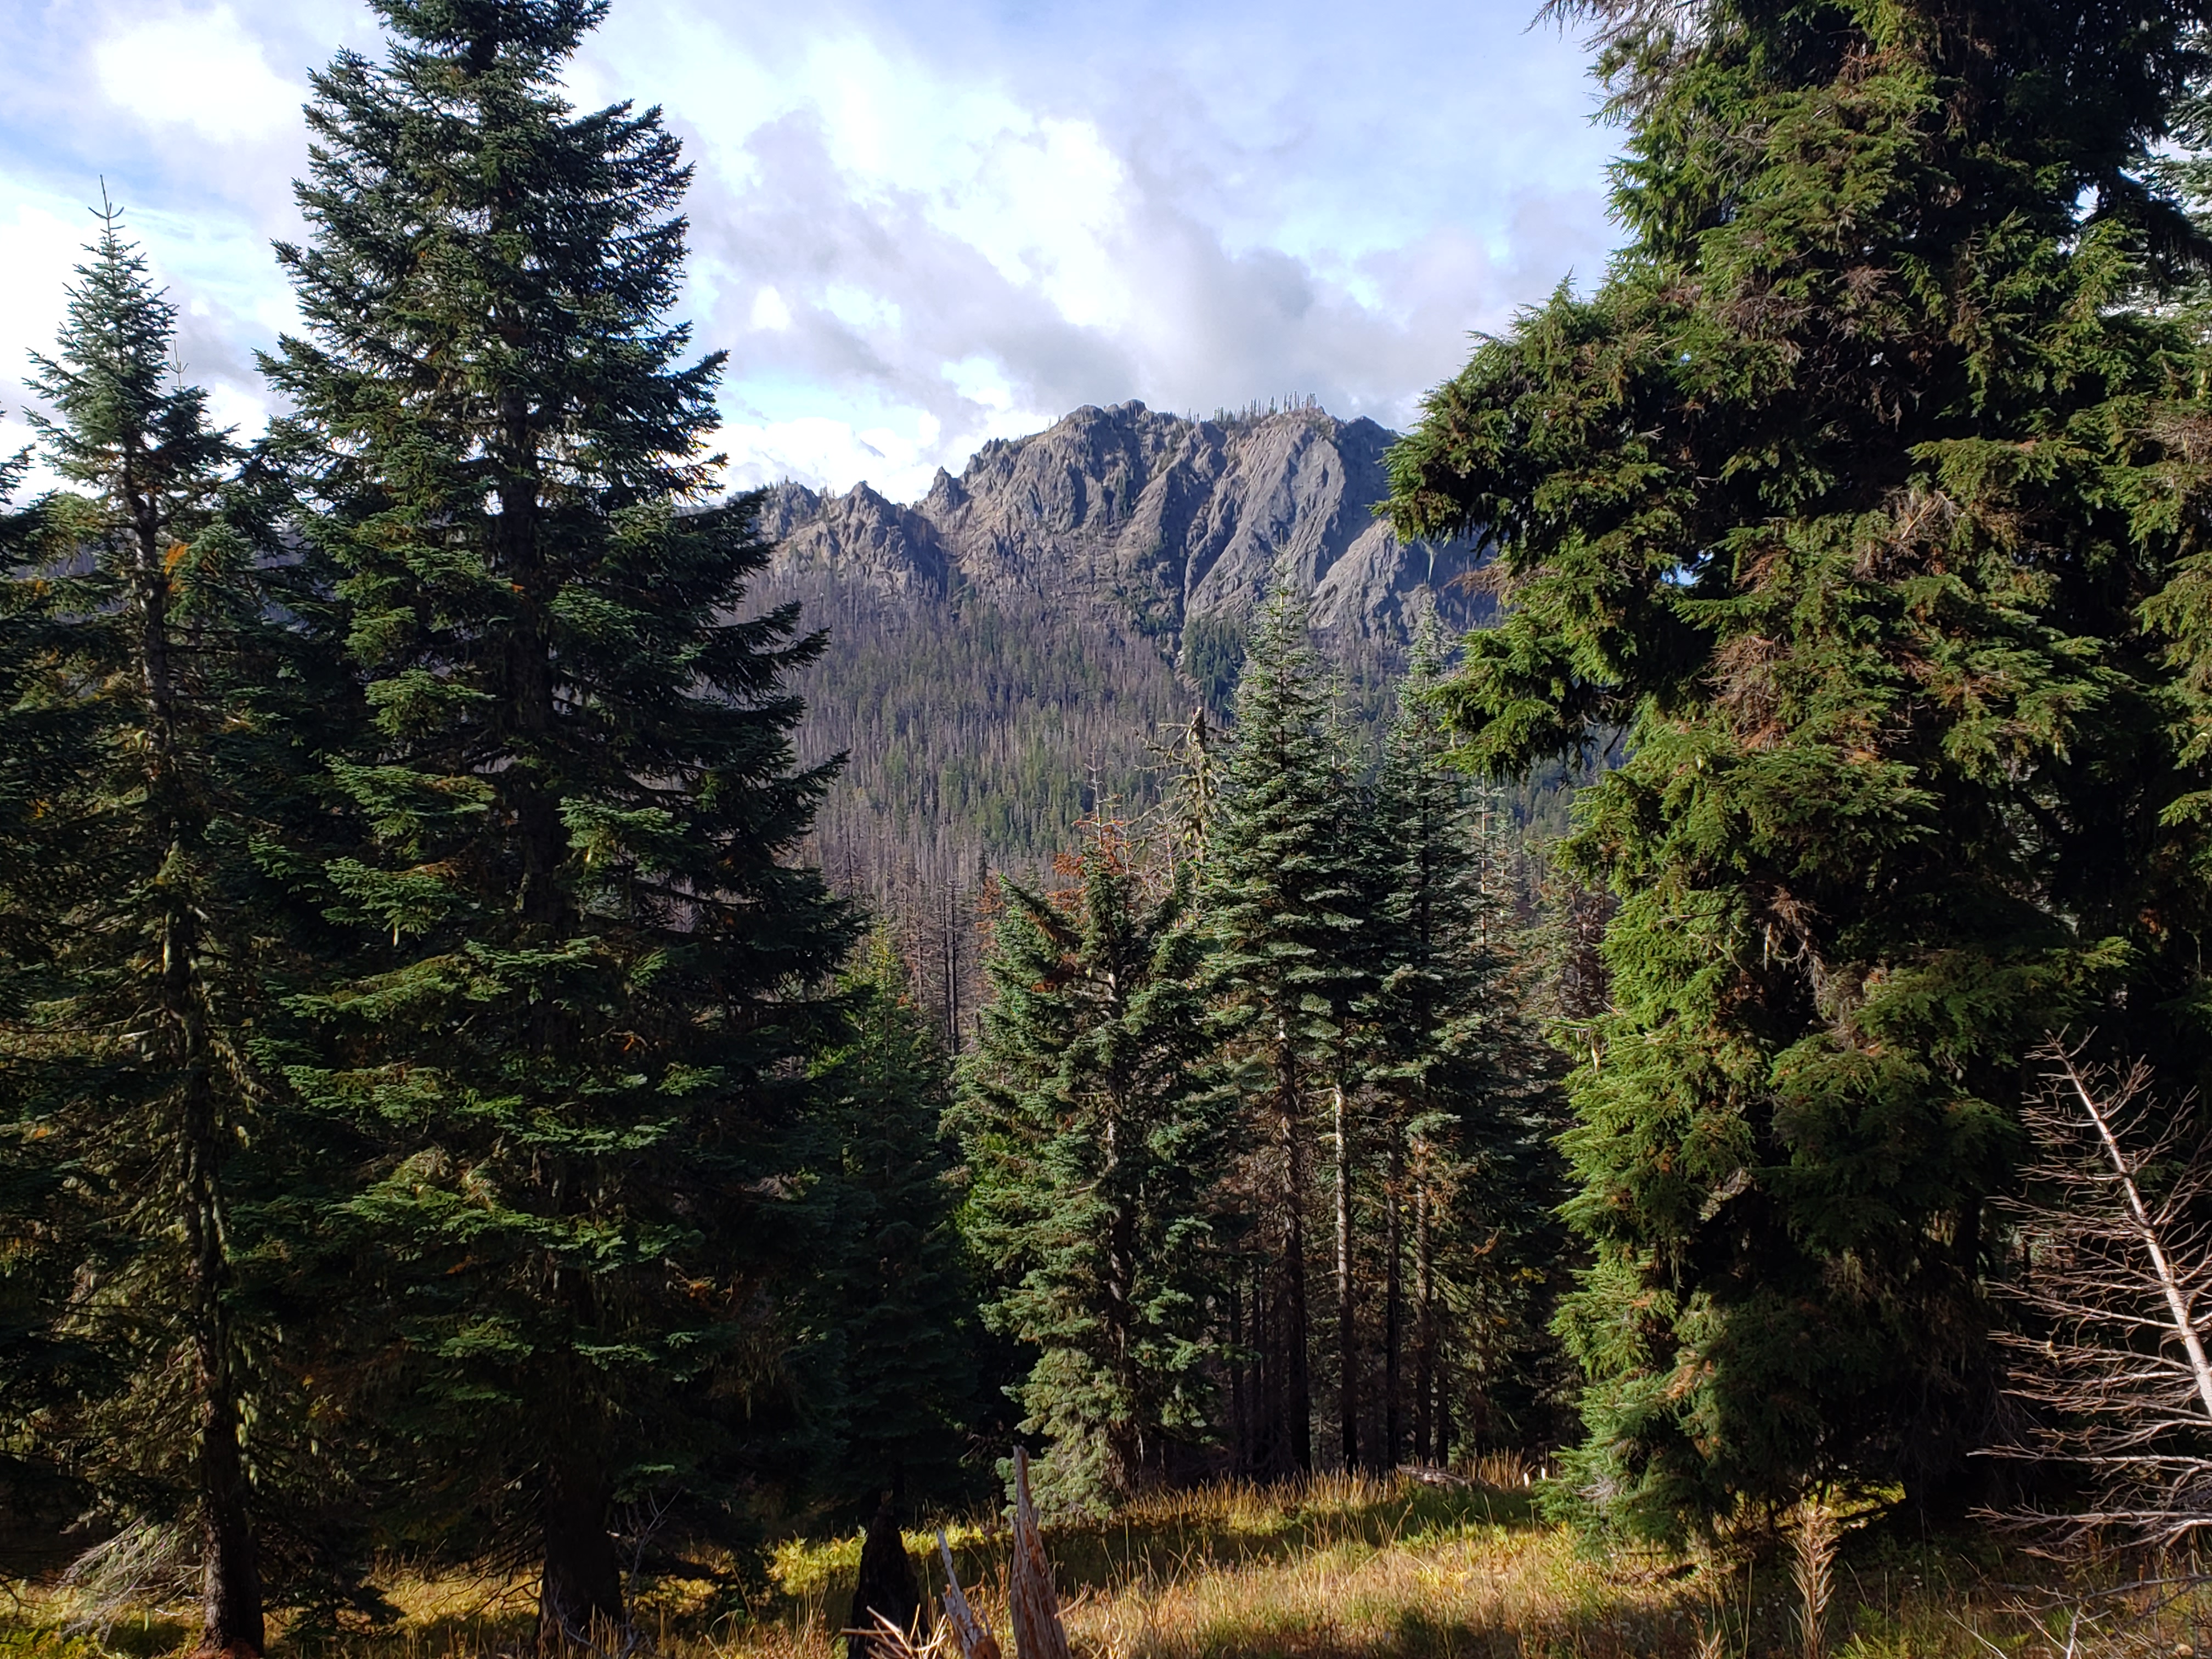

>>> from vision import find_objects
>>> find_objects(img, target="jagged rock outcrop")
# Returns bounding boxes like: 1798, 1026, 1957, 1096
752, 402, 1483, 666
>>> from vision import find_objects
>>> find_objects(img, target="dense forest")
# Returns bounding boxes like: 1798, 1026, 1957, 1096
744, 404, 1494, 1047
9, 0, 2212, 1656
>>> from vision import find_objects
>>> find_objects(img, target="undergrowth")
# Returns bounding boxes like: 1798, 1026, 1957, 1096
4, 1471, 2208, 1659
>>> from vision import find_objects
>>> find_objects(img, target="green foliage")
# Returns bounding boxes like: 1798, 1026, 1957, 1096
954, 837, 1223, 1514
1390, 0, 2212, 1536
0, 202, 352, 1648
1367, 610, 1568, 1456
1201, 572, 1373, 1479
798, 932, 975, 1511
1180, 613, 1246, 716
260, 0, 853, 1625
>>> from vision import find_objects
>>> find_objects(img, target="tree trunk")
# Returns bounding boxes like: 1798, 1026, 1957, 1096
539, 1454, 623, 1651
1227, 1274, 1248, 1479
1103, 1110, 1139, 1494
1279, 1058, 1313, 1475
1413, 1181, 1434, 1465
1434, 1344, 1453, 1471
135, 490, 262, 1659
1384, 1141, 1403, 1468
183, 956, 263, 1659
1333, 1084, 1357, 1471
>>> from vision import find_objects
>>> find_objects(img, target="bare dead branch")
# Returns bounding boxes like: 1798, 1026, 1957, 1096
1981, 1038, 2212, 1549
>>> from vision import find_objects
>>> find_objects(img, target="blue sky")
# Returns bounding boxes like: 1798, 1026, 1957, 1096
0, 0, 1621, 500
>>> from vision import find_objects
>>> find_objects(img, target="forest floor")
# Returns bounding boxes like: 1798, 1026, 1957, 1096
4, 1469, 2207, 1659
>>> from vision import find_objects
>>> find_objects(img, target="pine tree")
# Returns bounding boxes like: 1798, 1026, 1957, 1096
1390, 0, 2212, 1533
953, 832, 1221, 1514
1202, 574, 1369, 1477
262, 1, 851, 1637
0, 204, 312, 1656
1366, 610, 1564, 1467
803, 930, 974, 1511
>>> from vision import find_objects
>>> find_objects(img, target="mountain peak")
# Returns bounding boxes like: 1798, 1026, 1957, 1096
757, 400, 1483, 652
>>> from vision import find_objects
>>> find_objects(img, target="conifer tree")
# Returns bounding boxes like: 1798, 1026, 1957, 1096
1202, 575, 1368, 1476
1390, 0, 2212, 1532
954, 834, 1221, 1513
263, 1, 851, 1637
804, 931, 974, 1510
0, 448, 89, 1525
1365, 610, 1561, 1466
0, 206, 304, 1657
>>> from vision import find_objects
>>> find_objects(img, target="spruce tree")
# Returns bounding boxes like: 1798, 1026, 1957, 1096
0, 205, 303, 1656
0, 447, 89, 1525
1390, 0, 2212, 1532
1366, 611, 1562, 1466
804, 931, 974, 1511
1202, 575, 1368, 1477
954, 834, 1221, 1513
263, 1, 850, 1636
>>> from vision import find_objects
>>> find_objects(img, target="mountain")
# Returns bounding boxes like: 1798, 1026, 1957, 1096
744, 400, 1486, 1031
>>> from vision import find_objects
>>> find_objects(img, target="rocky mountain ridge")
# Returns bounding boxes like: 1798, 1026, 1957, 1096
753, 400, 1484, 670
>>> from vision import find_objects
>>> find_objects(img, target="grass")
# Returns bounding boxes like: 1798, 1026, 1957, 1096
5, 1471, 2209, 1659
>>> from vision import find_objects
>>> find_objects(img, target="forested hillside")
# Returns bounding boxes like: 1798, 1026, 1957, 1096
755, 399, 1490, 879
752, 400, 1488, 1037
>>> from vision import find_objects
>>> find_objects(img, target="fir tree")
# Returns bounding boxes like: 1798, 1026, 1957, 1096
803, 931, 975, 1511
0, 445, 89, 1526
1201, 574, 1369, 1477
0, 204, 308, 1656
262, 1, 851, 1637
1365, 608, 1562, 1466
954, 832, 1221, 1513
1390, 0, 2212, 1532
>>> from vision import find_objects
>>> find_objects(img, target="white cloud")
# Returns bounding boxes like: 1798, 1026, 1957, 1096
2, 0, 1621, 509
752, 287, 794, 331
93, 5, 303, 146
719, 413, 946, 499
943, 355, 1013, 410
0, 199, 88, 396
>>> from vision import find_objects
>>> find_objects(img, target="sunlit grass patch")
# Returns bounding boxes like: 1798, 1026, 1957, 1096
6, 1472, 2211, 1658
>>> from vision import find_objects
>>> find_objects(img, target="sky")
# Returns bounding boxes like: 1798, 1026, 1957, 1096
0, 0, 1623, 503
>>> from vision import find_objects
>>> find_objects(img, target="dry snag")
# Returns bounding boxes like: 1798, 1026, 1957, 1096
1007, 1448, 1072, 1659
1987, 1040, 2212, 1547
935, 1530, 1001, 1659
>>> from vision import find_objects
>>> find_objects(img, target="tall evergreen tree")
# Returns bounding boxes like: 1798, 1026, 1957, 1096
0, 447, 92, 1529
1367, 612, 1565, 1465
1390, 0, 2212, 1534
262, 1, 851, 1637
1202, 575, 1368, 1477
954, 834, 1221, 1513
0, 205, 306, 1657
803, 930, 975, 1511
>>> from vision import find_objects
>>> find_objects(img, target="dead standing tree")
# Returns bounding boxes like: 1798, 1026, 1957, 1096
1988, 1041, 2212, 1548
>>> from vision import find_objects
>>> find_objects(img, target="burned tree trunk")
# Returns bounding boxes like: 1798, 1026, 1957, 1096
848, 1499, 922, 1659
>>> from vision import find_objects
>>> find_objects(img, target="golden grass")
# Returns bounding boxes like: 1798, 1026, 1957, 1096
5, 1471, 2209, 1659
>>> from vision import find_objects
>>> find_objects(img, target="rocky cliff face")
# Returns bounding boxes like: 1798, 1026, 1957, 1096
753, 400, 1483, 665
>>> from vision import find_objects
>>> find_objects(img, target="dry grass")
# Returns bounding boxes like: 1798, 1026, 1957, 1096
5, 1472, 2210, 1659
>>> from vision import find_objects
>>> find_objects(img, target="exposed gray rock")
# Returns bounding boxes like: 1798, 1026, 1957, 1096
747, 400, 1483, 670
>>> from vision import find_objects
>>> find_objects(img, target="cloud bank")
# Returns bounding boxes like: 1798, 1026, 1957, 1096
0, 0, 1618, 500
